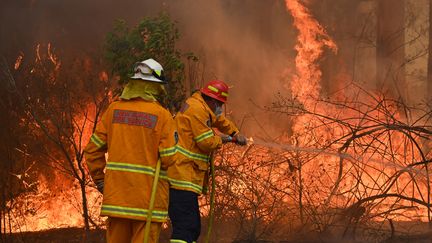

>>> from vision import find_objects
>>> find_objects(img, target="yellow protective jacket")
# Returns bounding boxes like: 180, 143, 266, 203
84, 99, 177, 222
167, 92, 239, 194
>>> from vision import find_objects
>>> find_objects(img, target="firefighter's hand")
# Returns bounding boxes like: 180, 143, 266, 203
234, 134, 247, 146
96, 181, 104, 194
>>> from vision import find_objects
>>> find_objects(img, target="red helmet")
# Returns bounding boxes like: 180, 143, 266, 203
200, 80, 229, 103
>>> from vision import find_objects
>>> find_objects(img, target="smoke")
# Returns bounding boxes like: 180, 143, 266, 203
1, 0, 299, 137
2, 0, 428, 133
166, 0, 297, 136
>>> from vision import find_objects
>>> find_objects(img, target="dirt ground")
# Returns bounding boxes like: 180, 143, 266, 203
3, 228, 105, 243
2, 227, 172, 243
2, 227, 432, 243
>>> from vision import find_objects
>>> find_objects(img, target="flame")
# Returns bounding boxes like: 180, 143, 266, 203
14, 52, 24, 70
6, 174, 102, 232
6, 110, 103, 232
35, 43, 41, 63
99, 71, 109, 82
6, 1, 430, 236
285, 0, 337, 105
282, 0, 429, 224
47, 42, 61, 71
30, 43, 61, 74
6, 45, 105, 233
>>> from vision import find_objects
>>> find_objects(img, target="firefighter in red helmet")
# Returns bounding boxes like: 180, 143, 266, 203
168, 80, 247, 243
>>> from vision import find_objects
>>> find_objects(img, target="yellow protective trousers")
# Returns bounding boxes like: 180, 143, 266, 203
106, 217, 162, 243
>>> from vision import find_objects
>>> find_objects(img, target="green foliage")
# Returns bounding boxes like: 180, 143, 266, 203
104, 12, 186, 109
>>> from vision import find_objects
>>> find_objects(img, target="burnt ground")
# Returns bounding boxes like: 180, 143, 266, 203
1, 227, 171, 243
2, 227, 432, 243
2, 228, 105, 243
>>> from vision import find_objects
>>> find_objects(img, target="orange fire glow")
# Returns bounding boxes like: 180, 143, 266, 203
47, 42, 61, 71
285, 0, 337, 104
6, 44, 108, 233
14, 52, 24, 70
6, 1, 430, 237
284, 0, 429, 223
6, 104, 104, 232
6, 175, 102, 232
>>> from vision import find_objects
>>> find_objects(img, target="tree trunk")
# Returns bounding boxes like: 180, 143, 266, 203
318, 0, 360, 96
80, 178, 90, 240
376, 0, 406, 101
298, 158, 304, 224
428, 0, 432, 102
426, 0, 432, 227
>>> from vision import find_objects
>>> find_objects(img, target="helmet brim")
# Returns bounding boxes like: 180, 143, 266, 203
130, 73, 166, 83
200, 89, 227, 103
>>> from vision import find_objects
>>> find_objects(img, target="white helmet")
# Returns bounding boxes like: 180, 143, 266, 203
130, 58, 166, 83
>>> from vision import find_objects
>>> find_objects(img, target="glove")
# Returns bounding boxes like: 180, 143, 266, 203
96, 181, 104, 194
233, 134, 247, 146
221, 134, 233, 143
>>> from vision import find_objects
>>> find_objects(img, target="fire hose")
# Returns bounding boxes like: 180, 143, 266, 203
205, 136, 238, 243
204, 152, 216, 243
143, 159, 161, 243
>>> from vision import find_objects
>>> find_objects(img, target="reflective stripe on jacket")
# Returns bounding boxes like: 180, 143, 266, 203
167, 92, 239, 194
84, 99, 176, 222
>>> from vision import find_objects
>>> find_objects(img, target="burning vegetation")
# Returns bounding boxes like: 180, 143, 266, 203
1, 0, 432, 242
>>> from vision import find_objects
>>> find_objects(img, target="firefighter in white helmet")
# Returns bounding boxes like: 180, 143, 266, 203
85, 58, 177, 243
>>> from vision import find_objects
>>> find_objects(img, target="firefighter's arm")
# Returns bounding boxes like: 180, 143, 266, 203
190, 112, 222, 153
84, 110, 109, 185
158, 112, 177, 169
213, 114, 239, 136
213, 114, 248, 145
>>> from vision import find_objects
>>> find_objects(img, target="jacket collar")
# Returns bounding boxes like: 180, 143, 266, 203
120, 79, 166, 102
191, 92, 217, 119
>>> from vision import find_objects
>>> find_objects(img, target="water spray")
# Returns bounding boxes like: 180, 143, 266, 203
249, 137, 426, 175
